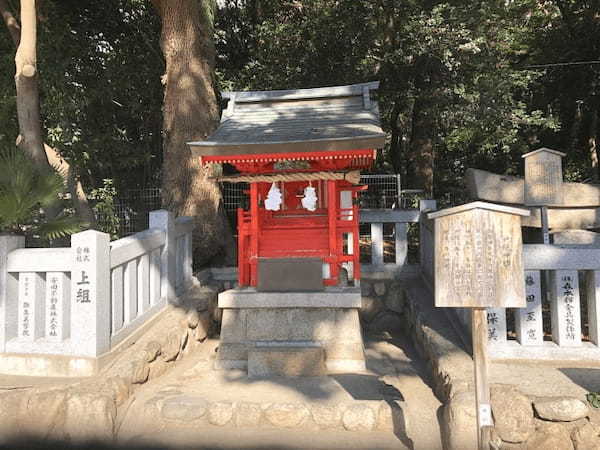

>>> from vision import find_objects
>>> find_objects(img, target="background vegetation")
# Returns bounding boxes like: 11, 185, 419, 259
0, 0, 598, 206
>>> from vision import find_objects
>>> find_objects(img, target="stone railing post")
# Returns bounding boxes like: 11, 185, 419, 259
70, 230, 111, 357
419, 199, 437, 285
0, 235, 25, 352
150, 210, 176, 304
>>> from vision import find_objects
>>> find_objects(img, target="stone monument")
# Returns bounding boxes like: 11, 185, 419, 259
523, 148, 566, 207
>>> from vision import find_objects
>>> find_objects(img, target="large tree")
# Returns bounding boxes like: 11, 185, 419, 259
0, 0, 95, 225
151, 0, 234, 266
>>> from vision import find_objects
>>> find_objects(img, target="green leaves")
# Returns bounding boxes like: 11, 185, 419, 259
587, 392, 600, 409
0, 148, 82, 241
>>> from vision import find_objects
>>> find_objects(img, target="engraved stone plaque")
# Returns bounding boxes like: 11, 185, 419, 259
523, 148, 565, 206
428, 202, 529, 308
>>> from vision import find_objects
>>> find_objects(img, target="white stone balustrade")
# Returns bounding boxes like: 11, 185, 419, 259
481, 246, 600, 361
0, 210, 194, 366
359, 200, 436, 279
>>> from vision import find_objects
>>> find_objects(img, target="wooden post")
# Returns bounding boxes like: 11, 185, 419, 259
327, 180, 339, 280
250, 183, 259, 285
472, 307, 492, 450
428, 202, 530, 450
540, 206, 550, 244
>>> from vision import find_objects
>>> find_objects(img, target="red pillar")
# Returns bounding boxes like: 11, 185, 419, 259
327, 180, 339, 283
250, 182, 259, 286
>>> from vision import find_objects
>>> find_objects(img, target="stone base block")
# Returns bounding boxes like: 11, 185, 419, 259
217, 289, 366, 376
326, 359, 366, 373
248, 347, 326, 377
0, 353, 98, 377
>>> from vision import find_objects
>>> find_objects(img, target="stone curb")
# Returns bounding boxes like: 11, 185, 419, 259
146, 393, 406, 432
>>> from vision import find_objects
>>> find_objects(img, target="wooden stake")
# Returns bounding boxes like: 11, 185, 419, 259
541, 206, 550, 244
472, 307, 492, 450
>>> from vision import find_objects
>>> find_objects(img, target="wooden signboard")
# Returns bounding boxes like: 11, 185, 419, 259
429, 202, 529, 308
428, 201, 530, 450
523, 148, 565, 207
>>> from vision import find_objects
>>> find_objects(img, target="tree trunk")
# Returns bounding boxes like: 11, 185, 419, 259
3, 0, 95, 225
14, 0, 48, 169
152, 0, 236, 267
44, 144, 96, 226
389, 99, 403, 173
588, 102, 599, 182
406, 57, 437, 197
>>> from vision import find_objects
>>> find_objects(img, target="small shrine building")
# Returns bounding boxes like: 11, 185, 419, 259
189, 81, 385, 289
188, 82, 385, 375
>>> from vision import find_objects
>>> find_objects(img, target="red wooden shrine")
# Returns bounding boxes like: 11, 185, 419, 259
189, 82, 385, 288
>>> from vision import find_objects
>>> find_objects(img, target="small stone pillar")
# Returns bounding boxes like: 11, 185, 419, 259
0, 235, 24, 352
522, 147, 566, 206
70, 230, 111, 357
150, 210, 176, 304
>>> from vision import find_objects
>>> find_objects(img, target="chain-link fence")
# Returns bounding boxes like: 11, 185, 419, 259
107, 188, 162, 237
107, 175, 419, 237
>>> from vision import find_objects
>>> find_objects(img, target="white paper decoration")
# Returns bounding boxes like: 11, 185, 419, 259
301, 186, 318, 211
265, 182, 282, 211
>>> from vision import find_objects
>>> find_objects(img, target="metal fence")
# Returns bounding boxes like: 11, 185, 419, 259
106, 175, 417, 237
104, 188, 162, 237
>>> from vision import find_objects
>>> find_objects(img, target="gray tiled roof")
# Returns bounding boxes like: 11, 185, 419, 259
188, 82, 386, 156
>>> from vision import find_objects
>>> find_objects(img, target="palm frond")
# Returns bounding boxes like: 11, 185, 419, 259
0, 147, 71, 235
37, 216, 84, 241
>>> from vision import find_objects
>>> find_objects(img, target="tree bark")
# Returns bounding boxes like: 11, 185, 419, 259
14, 0, 48, 169
406, 56, 437, 197
3, 0, 95, 225
588, 102, 599, 182
44, 144, 96, 226
152, 0, 236, 267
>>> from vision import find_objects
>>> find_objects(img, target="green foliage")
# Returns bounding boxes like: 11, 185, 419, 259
0, 0, 164, 194
89, 179, 120, 239
215, 0, 562, 199
587, 392, 600, 409
0, 0, 598, 202
0, 149, 82, 241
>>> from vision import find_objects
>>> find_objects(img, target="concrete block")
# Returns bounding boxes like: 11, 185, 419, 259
324, 342, 365, 361
219, 309, 247, 343
246, 309, 290, 341
218, 288, 361, 308
248, 346, 326, 377
215, 343, 248, 370
332, 309, 363, 342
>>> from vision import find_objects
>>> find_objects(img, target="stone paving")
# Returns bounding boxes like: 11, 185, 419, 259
117, 334, 442, 449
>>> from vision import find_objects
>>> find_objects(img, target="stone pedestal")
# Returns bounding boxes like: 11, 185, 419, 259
216, 288, 366, 375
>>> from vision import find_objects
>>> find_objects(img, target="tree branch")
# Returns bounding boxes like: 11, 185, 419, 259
0, 0, 20, 46
15, 0, 37, 78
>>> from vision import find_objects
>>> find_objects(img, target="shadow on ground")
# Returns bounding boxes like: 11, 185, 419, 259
559, 367, 600, 393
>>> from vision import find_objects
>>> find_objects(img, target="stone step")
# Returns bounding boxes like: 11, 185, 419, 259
248, 346, 326, 377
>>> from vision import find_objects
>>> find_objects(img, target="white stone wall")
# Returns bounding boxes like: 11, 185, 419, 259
0, 210, 194, 365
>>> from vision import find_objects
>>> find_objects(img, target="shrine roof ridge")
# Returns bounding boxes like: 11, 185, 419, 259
522, 147, 566, 159
221, 81, 380, 103
427, 201, 531, 220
